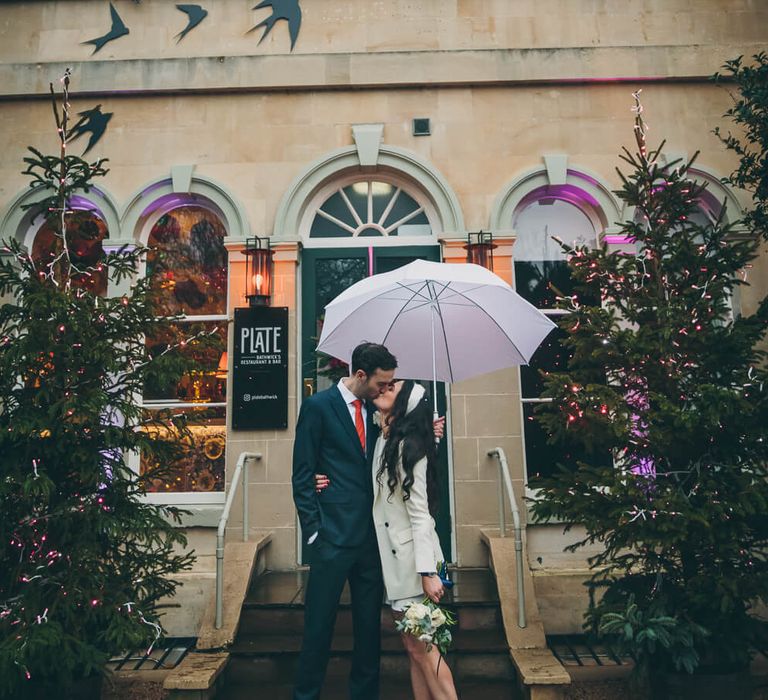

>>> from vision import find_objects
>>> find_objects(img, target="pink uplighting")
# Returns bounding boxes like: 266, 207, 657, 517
603, 234, 636, 245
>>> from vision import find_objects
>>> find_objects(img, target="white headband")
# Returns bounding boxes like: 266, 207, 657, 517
405, 383, 426, 415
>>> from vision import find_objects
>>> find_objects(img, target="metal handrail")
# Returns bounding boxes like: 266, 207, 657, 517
487, 447, 526, 629
216, 451, 262, 630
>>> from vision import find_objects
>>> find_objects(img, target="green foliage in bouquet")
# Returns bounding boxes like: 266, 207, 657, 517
395, 599, 457, 657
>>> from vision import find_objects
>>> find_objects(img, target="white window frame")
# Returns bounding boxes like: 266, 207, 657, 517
300, 173, 441, 249
133, 203, 231, 506
511, 195, 602, 496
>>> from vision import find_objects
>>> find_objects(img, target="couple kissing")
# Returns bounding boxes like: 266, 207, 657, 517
292, 342, 459, 700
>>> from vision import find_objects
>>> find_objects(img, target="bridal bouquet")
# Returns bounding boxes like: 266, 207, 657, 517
395, 598, 456, 656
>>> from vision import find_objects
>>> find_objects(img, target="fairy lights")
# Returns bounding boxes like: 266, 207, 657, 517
1, 71, 198, 691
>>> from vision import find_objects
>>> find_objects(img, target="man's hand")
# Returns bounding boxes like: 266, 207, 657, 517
422, 574, 445, 603
432, 416, 445, 441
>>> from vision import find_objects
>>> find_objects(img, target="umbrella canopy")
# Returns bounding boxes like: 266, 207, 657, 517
316, 259, 557, 384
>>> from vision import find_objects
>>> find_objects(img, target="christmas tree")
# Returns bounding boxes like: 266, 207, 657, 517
0, 72, 213, 697
714, 52, 768, 243
530, 91, 768, 678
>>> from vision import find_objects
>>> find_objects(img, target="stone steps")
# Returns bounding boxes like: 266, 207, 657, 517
222, 678, 520, 700
219, 568, 520, 698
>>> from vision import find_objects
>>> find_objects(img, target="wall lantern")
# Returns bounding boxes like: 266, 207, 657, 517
244, 235, 274, 306
465, 230, 496, 271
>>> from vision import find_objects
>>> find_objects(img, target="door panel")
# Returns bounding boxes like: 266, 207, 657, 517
302, 250, 368, 396
300, 245, 453, 562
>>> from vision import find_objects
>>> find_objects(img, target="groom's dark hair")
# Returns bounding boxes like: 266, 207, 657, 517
351, 342, 397, 376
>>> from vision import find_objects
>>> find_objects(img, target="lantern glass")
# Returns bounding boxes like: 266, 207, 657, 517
465, 231, 496, 271
245, 236, 274, 306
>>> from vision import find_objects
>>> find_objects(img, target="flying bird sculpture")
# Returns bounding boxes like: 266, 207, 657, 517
175, 4, 208, 43
249, 0, 302, 51
82, 2, 129, 54
68, 105, 114, 155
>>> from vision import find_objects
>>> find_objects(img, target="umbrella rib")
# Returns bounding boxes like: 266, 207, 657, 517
426, 280, 455, 383
319, 274, 546, 380
436, 282, 536, 364
381, 281, 431, 347
319, 281, 427, 350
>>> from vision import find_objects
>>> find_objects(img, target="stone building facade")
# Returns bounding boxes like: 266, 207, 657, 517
1, 0, 766, 633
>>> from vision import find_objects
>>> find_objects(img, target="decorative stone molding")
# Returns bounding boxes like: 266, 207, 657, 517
351, 124, 384, 167
0, 185, 121, 249
490, 161, 622, 236
121, 171, 250, 244
543, 154, 568, 186
273, 143, 465, 243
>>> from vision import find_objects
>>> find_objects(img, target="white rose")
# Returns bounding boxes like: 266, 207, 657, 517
430, 608, 447, 627
405, 603, 430, 621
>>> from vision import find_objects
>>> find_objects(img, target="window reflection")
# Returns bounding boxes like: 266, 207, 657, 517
32, 210, 108, 295
144, 323, 227, 403
140, 408, 225, 494
141, 203, 228, 497
147, 206, 228, 316
313, 257, 367, 390
513, 190, 604, 482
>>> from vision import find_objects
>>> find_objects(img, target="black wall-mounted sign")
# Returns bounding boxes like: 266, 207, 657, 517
232, 306, 289, 431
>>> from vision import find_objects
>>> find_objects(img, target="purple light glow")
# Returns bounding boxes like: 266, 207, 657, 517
626, 383, 656, 478
603, 234, 636, 245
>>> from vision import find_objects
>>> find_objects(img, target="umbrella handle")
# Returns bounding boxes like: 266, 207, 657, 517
434, 409, 441, 447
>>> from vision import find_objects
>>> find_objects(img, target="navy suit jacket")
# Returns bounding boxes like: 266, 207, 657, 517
292, 385, 379, 549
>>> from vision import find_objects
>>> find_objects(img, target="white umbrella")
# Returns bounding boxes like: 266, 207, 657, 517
316, 259, 557, 418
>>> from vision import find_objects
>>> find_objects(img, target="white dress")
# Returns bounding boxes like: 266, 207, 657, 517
371, 435, 444, 611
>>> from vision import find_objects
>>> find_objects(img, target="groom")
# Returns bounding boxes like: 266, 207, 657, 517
292, 342, 398, 700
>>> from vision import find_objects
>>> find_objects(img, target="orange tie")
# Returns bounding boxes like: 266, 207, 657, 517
352, 399, 365, 451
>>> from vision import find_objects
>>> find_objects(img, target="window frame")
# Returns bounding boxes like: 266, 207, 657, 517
511, 192, 604, 492
300, 172, 441, 249
133, 202, 231, 506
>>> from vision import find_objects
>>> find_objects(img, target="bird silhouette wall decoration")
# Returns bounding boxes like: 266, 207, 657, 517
68, 105, 114, 155
249, 0, 302, 51
175, 4, 208, 43
82, 2, 129, 54
80, 1, 304, 55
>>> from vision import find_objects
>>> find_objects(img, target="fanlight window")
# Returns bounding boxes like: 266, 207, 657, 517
310, 180, 431, 238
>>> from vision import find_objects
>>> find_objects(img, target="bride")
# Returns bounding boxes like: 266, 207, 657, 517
317, 379, 459, 700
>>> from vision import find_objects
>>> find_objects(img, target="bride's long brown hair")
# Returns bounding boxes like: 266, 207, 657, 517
376, 380, 439, 516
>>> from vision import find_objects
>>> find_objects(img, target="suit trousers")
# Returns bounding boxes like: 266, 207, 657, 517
293, 529, 383, 700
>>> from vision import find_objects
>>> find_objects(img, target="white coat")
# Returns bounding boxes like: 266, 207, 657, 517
371, 436, 444, 602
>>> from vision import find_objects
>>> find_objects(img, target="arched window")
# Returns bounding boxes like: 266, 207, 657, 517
632, 184, 728, 238
30, 200, 108, 296
146, 206, 228, 316
139, 203, 229, 501
513, 185, 607, 483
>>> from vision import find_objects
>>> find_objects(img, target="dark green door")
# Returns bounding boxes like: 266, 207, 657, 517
300, 245, 453, 562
